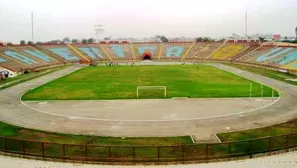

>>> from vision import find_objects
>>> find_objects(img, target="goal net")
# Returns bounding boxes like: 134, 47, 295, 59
137, 86, 166, 99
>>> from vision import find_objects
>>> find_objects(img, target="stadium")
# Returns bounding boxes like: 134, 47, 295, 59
1, 38, 297, 166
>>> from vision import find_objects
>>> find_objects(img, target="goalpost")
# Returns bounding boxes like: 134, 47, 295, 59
137, 86, 167, 98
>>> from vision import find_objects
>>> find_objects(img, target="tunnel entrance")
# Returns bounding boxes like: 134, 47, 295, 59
142, 52, 152, 60
143, 55, 151, 60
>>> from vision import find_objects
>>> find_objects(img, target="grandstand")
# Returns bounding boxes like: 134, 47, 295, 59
0, 45, 37, 73
100, 42, 134, 61
1, 40, 297, 78
210, 41, 250, 60
185, 42, 223, 60
38, 44, 80, 63
160, 42, 193, 60
131, 42, 161, 60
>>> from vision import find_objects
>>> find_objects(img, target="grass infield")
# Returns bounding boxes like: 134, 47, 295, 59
22, 65, 278, 100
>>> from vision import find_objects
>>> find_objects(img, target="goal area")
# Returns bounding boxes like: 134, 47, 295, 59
136, 86, 167, 99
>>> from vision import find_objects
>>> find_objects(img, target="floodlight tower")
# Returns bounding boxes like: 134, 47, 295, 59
31, 12, 34, 43
295, 26, 297, 39
245, 11, 248, 39
94, 24, 106, 42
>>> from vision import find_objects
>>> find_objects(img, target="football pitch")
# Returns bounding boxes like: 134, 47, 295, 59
22, 65, 278, 100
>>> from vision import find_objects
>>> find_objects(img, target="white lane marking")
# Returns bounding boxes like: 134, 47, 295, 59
20, 96, 280, 122
38, 102, 47, 105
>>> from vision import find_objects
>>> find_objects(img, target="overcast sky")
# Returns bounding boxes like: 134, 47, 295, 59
0, 0, 296, 43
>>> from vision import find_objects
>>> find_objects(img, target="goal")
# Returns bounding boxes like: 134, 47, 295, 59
136, 86, 167, 98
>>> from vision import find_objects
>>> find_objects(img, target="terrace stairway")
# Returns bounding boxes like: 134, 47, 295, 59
231, 43, 261, 62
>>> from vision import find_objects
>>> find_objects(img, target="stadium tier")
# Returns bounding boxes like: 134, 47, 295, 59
101, 43, 135, 60
131, 43, 162, 60
1, 40, 297, 75
0, 46, 31, 72
185, 42, 223, 60
237, 46, 274, 62
71, 43, 111, 61
210, 42, 250, 60
160, 42, 193, 60
38, 44, 81, 63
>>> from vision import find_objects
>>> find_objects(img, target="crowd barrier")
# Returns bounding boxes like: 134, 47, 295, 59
1, 133, 297, 164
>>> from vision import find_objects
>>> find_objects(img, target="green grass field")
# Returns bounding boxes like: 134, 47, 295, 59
229, 64, 297, 86
0, 121, 192, 146
22, 65, 277, 100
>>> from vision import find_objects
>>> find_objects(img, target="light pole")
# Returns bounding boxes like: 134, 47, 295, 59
295, 26, 297, 40
31, 12, 34, 43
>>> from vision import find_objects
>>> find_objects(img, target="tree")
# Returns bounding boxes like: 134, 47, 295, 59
104, 37, 110, 40
71, 39, 78, 43
203, 37, 210, 42
259, 37, 265, 42
27, 41, 33, 45
82, 39, 87, 44
35, 42, 43, 45
62, 37, 71, 43
20, 40, 26, 45
196, 37, 203, 42
88, 38, 95, 43
7, 42, 12, 46
160, 36, 169, 43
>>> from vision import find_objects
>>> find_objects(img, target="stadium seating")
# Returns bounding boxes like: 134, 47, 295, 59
238, 46, 274, 63
100, 43, 134, 60
0, 46, 33, 71
39, 45, 80, 62
78, 47, 104, 59
1, 40, 297, 75
275, 50, 297, 65
185, 42, 223, 60
132, 43, 160, 60
210, 43, 249, 60
159, 43, 189, 60
256, 47, 293, 62
71, 43, 106, 61
10, 45, 62, 66
165, 46, 184, 57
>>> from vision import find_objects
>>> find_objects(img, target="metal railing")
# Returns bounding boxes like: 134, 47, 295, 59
1, 133, 297, 163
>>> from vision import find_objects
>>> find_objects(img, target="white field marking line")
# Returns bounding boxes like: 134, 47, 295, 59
210, 63, 283, 98
20, 97, 281, 122
19, 63, 281, 122
285, 78, 297, 82
23, 97, 276, 102
190, 135, 196, 143
214, 133, 222, 143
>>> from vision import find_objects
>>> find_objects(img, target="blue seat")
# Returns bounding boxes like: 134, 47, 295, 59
0, 57, 5, 63
48, 48, 79, 61
5, 51, 38, 64
256, 47, 283, 62
264, 48, 293, 62
78, 47, 104, 59
111, 45, 125, 58
165, 47, 184, 57
24, 50, 52, 62
275, 51, 297, 65
138, 46, 157, 55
